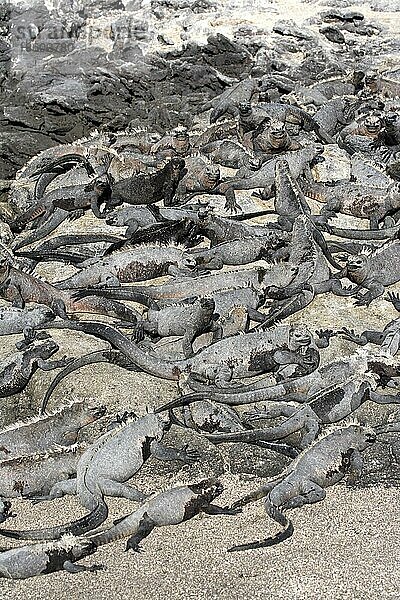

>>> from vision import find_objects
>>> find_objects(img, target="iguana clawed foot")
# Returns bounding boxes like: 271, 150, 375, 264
177, 444, 201, 464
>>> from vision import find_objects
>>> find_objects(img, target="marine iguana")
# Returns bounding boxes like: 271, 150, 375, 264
0, 412, 199, 540
0, 305, 54, 335
216, 145, 325, 212
0, 400, 106, 459
0, 254, 139, 322
108, 157, 186, 210
0, 478, 233, 578
227, 423, 377, 550
200, 79, 260, 123
0, 334, 72, 398
200, 139, 261, 170
71, 264, 298, 305
301, 179, 400, 229
252, 119, 301, 158
53, 244, 198, 290
173, 157, 220, 202
150, 126, 191, 157
334, 240, 400, 305
34, 320, 321, 387
0, 443, 86, 507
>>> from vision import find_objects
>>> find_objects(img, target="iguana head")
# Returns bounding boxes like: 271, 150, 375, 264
267, 120, 288, 148
288, 325, 313, 354
363, 114, 381, 135
203, 164, 220, 187
238, 102, 252, 117
188, 477, 224, 502
34, 339, 60, 359
346, 255, 368, 280
344, 424, 376, 448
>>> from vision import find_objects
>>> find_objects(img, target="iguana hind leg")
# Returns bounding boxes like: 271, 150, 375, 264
99, 480, 147, 503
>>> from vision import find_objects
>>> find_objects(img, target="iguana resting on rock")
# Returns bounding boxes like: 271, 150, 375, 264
205, 352, 400, 450
334, 240, 400, 306
150, 126, 191, 157
173, 157, 220, 202
252, 119, 301, 158
200, 79, 260, 123
0, 305, 54, 335
108, 157, 186, 210
53, 244, 197, 290
0, 478, 233, 578
0, 412, 199, 540
187, 236, 286, 271
216, 145, 324, 212
0, 333, 72, 399
226, 423, 377, 550
0, 253, 139, 322
237, 102, 334, 145
0, 400, 106, 459
157, 350, 393, 409
301, 179, 400, 229
35, 320, 322, 387
200, 139, 261, 170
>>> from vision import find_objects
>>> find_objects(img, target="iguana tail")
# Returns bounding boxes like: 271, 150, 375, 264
328, 224, 400, 240
228, 504, 294, 552
15, 249, 90, 265
0, 497, 108, 541
12, 209, 69, 251
40, 349, 135, 414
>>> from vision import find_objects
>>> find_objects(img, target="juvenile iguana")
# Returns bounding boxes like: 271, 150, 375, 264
0, 412, 199, 540
226, 423, 377, 550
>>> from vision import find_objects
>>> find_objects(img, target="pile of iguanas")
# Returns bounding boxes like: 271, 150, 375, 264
1, 11, 400, 580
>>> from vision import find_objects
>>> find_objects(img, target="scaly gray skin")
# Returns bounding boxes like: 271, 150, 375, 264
71, 265, 298, 305
0, 443, 86, 503
0, 412, 199, 540
0, 479, 232, 579
0, 337, 72, 399
156, 352, 390, 409
216, 145, 324, 212
252, 119, 301, 159
0, 305, 54, 336
206, 357, 400, 450
135, 297, 222, 357
301, 179, 400, 229
0, 258, 140, 323
108, 157, 186, 209
35, 320, 321, 386
271, 159, 342, 270
237, 102, 334, 145
335, 240, 400, 306
200, 79, 260, 123
200, 139, 261, 170
53, 244, 197, 290
173, 157, 220, 202
0, 400, 106, 459
227, 424, 377, 551
187, 236, 286, 271
312, 97, 358, 136
171, 400, 297, 458
338, 292, 400, 356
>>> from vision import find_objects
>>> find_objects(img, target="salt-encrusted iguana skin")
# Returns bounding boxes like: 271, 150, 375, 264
301, 179, 400, 229
53, 244, 197, 290
216, 145, 324, 212
0, 400, 106, 459
0, 413, 199, 540
227, 424, 377, 550
0, 305, 54, 335
0, 478, 232, 579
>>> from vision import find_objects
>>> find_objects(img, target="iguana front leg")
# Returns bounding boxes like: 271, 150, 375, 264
125, 513, 155, 552
7, 284, 25, 309
63, 561, 104, 574
354, 281, 385, 306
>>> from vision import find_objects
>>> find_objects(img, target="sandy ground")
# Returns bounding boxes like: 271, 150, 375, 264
0, 479, 399, 599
